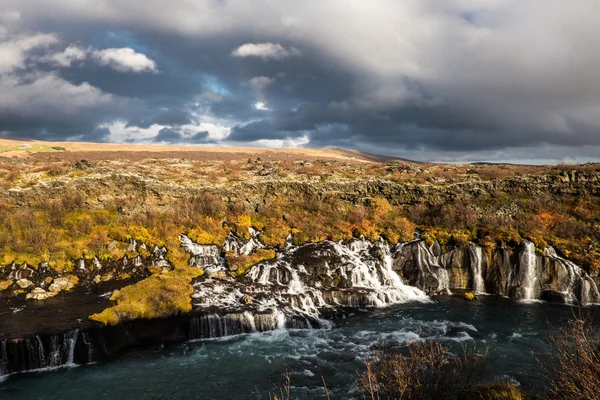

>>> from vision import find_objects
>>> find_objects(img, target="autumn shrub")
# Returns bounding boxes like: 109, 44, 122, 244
540, 314, 600, 400
358, 341, 489, 400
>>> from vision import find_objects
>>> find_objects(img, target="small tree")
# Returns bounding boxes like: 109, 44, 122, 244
358, 340, 489, 400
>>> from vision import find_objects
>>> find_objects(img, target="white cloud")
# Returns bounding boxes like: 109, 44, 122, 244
91, 47, 158, 73
0, 9, 21, 22
0, 33, 58, 74
232, 43, 300, 60
252, 135, 309, 148
42, 45, 88, 67
104, 120, 230, 143
247, 76, 274, 90
254, 102, 269, 111
0, 72, 113, 116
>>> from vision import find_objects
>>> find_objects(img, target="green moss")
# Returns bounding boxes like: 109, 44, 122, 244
464, 292, 477, 301
88, 267, 204, 325
226, 248, 276, 276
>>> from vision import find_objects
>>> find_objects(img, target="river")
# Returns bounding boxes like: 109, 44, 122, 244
2, 295, 598, 399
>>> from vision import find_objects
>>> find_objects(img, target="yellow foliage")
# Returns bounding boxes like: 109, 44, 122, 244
126, 225, 154, 244
464, 292, 477, 301
226, 248, 276, 276
0, 280, 13, 291
88, 267, 204, 325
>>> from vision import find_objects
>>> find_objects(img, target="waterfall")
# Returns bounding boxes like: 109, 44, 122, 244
581, 277, 600, 305
469, 244, 486, 293
545, 246, 600, 305
180, 235, 221, 268
80, 332, 95, 364
66, 329, 79, 366
519, 241, 538, 300
437, 268, 452, 294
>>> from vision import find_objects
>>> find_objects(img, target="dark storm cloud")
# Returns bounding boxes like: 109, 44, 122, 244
78, 126, 111, 143
154, 127, 182, 143
228, 119, 291, 142
2, 1, 600, 162
126, 108, 196, 129
153, 127, 213, 144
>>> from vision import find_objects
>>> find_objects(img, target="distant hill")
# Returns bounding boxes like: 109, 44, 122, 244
0, 138, 417, 164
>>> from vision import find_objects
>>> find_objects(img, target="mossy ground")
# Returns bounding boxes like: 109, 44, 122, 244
1, 151, 600, 324
88, 267, 204, 325
226, 249, 276, 276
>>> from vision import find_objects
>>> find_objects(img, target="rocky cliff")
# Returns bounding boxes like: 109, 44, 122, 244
2, 232, 598, 377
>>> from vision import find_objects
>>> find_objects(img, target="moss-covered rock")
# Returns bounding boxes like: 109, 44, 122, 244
464, 292, 477, 301
0, 279, 13, 291
88, 267, 204, 326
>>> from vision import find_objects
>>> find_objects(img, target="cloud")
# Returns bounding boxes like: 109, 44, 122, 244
153, 127, 213, 144
0, 10, 21, 22
247, 76, 274, 90
154, 127, 182, 142
126, 108, 195, 129
41, 45, 88, 67
1, 1, 600, 162
232, 43, 300, 60
0, 33, 57, 73
91, 47, 158, 73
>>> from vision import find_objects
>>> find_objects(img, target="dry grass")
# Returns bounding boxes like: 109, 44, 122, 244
539, 313, 600, 400
358, 341, 489, 400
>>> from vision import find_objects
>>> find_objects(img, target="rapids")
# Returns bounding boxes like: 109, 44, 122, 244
1, 296, 599, 399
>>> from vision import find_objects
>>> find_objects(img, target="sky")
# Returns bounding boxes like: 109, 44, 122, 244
1, 1, 600, 163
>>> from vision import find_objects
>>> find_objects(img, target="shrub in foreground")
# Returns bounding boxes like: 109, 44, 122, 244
541, 314, 600, 400
358, 341, 489, 400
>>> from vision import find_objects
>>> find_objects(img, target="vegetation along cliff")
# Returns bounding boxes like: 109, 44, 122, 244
0, 141, 599, 381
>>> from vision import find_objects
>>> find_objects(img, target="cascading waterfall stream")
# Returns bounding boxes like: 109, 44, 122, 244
469, 244, 486, 294
519, 241, 538, 300
3, 233, 600, 380
544, 247, 600, 305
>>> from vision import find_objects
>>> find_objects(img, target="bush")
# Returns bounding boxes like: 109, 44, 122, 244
540, 313, 600, 400
358, 341, 489, 400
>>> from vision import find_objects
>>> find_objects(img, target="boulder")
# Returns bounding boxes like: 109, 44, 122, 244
209, 270, 229, 281
48, 275, 79, 293
16, 278, 34, 289
240, 294, 253, 305
464, 292, 477, 301
26, 287, 58, 300
541, 290, 568, 304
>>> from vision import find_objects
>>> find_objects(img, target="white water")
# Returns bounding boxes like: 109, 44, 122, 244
469, 244, 486, 293
544, 246, 600, 305
437, 268, 452, 294
193, 238, 428, 335
519, 241, 538, 300
179, 235, 221, 267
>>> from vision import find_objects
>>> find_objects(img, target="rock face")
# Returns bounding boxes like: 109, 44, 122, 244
191, 238, 428, 330
16, 279, 33, 289
180, 235, 221, 268
393, 239, 600, 305
1, 233, 599, 379
0, 240, 175, 301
